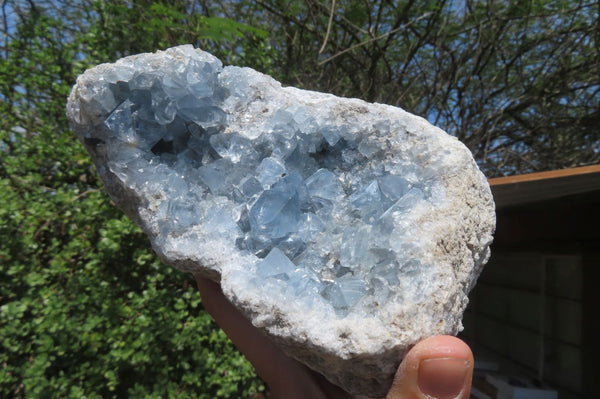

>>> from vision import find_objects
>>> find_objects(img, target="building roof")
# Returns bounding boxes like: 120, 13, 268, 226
488, 164, 600, 209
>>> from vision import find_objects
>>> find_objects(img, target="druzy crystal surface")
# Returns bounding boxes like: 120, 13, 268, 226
67, 46, 495, 397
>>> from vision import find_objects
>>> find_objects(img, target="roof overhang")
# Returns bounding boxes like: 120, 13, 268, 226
488, 165, 600, 209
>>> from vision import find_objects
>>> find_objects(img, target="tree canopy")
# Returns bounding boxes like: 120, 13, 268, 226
0, 0, 598, 397
214, 0, 599, 175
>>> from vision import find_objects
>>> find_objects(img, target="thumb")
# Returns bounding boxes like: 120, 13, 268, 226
386, 335, 473, 399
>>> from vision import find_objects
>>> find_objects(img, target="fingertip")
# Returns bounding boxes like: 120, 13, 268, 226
386, 336, 473, 399
409, 335, 473, 364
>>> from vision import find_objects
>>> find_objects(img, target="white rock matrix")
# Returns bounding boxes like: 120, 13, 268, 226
67, 45, 495, 397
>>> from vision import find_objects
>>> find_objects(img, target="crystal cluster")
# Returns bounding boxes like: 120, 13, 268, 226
72, 46, 439, 316
67, 46, 495, 397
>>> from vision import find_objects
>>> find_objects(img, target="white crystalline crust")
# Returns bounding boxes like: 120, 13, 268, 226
67, 45, 495, 397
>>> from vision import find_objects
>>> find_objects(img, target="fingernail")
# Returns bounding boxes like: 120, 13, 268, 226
418, 357, 470, 399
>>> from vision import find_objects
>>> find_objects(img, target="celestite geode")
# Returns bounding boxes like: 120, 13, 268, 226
67, 45, 495, 397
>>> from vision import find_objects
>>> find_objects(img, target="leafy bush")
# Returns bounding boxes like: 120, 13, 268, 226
0, 185, 265, 397
0, 1, 268, 397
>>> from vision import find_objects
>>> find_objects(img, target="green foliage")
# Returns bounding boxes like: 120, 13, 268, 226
83, 1, 268, 65
0, 1, 268, 397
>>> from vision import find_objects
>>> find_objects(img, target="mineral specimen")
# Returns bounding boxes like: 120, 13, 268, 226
67, 45, 495, 397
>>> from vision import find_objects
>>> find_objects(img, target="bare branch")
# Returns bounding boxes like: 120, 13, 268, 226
318, 12, 431, 66
318, 0, 335, 54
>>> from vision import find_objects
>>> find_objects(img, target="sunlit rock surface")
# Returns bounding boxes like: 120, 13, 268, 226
67, 45, 495, 397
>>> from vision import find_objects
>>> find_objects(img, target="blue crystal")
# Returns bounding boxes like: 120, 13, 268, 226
336, 274, 367, 308
107, 81, 131, 105
285, 146, 319, 180
257, 247, 296, 279
186, 124, 210, 158
203, 205, 243, 241
287, 268, 321, 296
176, 95, 226, 128
129, 72, 158, 91
276, 234, 308, 259
256, 157, 286, 188
382, 187, 425, 216
299, 212, 325, 238
166, 198, 196, 229
130, 89, 156, 123
209, 132, 259, 165
339, 226, 374, 269
151, 88, 176, 125
249, 172, 308, 239
261, 131, 298, 159
351, 180, 385, 222
104, 100, 136, 143
306, 168, 342, 201
378, 174, 410, 202
162, 71, 188, 98
239, 176, 262, 199
358, 138, 380, 157
88, 85, 117, 113
320, 125, 341, 146
186, 60, 215, 98
320, 282, 347, 309
135, 119, 167, 150
198, 158, 235, 195
320, 274, 367, 314
370, 261, 400, 285
292, 107, 319, 136
268, 110, 298, 139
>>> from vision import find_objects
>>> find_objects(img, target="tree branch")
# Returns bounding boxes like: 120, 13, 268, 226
318, 12, 431, 66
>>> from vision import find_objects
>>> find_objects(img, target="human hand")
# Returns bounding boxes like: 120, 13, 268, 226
195, 276, 473, 399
